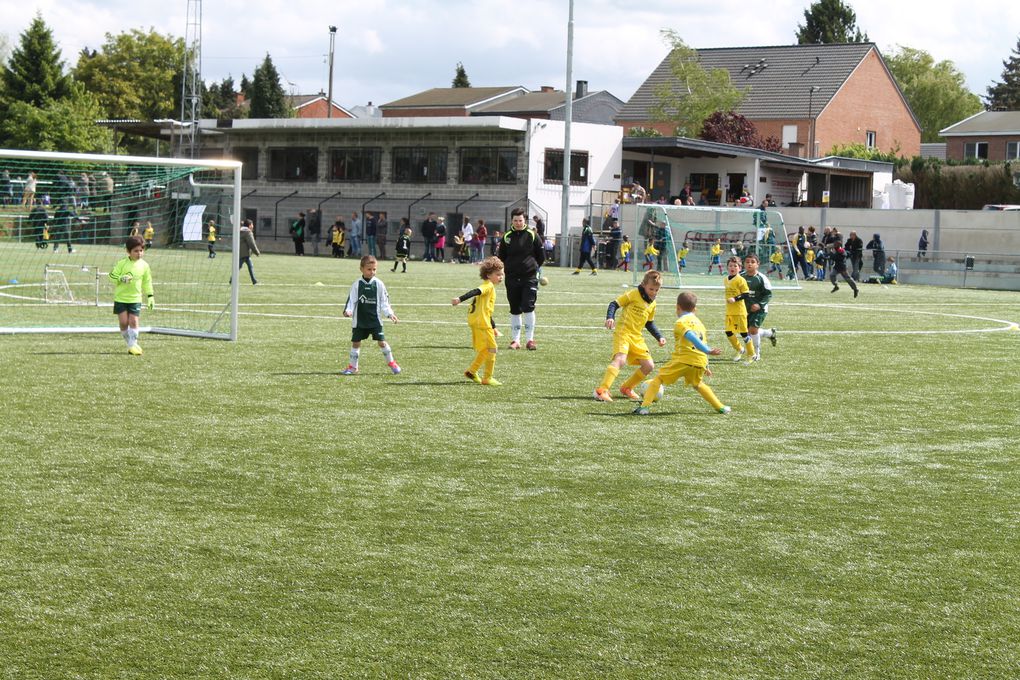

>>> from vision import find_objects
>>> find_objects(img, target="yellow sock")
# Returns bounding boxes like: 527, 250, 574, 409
468, 350, 486, 375
696, 382, 724, 411
641, 377, 663, 407
727, 334, 742, 352
599, 365, 620, 392
745, 339, 755, 356
483, 352, 496, 380
620, 369, 645, 392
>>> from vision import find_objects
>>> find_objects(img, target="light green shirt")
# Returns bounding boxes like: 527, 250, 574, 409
109, 256, 153, 303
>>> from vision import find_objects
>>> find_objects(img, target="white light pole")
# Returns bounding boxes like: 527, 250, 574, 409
807, 85, 820, 159
327, 26, 337, 118
559, 0, 574, 266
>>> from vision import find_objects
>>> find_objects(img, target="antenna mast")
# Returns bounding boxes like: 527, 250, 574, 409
179, 0, 203, 158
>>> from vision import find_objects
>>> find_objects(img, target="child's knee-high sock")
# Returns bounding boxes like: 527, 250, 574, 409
468, 350, 487, 375
482, 352, 496, 380
122, 330, 131, 347
127, 328, 138, 346
380, 343, 394, 364
599, 365, 620, 392
640, 377, 663, 407
727, 333, 743, 353
620, 368, 647, 392
751, 332, 761, 356
510, 314, 522, 342
696, 382, 724, 410
349, 347, 360, 369
523, 311, 536, 342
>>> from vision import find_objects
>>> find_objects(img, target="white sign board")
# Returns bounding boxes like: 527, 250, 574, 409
182, 205, 207, 241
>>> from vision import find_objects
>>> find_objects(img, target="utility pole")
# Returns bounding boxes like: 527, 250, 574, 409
327, 26, 337, 118
179, 0, 203, 158
559, 0, 574, 266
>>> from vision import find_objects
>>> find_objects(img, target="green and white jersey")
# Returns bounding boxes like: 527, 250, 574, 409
344, 276, 394, 328
742, 271, 772, 313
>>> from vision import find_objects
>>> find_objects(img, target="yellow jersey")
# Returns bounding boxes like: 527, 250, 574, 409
672, 312, 709, 368
207, 225, 217, 242
725, 274, 749, 316
711, 243, 722, 257
620, 241, 632, 257
467, 280, 496, 329
332, 229, 345, 245
613, 287, 657, 341
770, 250, 783, 265
143, 225, 154, 240
678, 247, 689, 259
643, 244, 659, 257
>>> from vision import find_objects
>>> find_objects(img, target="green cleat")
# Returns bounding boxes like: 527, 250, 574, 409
632, 406, 651, 416
718, 405, 732, 414
464, 371, 481, 384
481, 377, 502, 386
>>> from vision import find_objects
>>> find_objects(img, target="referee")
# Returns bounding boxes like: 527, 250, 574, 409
497, 207, 545, 350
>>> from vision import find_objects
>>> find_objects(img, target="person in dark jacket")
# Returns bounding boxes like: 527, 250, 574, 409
866, 233, 885, 276
421, 213, 438, 262
829, 238, 859, 298
290, 212, 305, 256
497, 207, 545, 350
917, 229, 929, 258
844, 230, 864, 281
573, 217, 597, 275
238, 219, 261, 284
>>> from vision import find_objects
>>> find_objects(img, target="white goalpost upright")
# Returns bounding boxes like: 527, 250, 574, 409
0, 148, 242, 339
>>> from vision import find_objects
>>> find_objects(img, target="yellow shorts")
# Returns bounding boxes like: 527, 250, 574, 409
725, 314, 748, 334
612, 333, 652, 365
656, 360, 706, 387
471, 326, 497, 353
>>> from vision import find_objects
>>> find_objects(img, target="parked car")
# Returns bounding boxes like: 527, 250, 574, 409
981, 204, 1020, 211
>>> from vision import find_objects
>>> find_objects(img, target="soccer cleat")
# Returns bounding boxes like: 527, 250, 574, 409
593, 387, 613, 402
525, 340, 537, 351
749, 354, 761, 362
853, 288, 860, 298
769, 328, 777, 347
508, 340, 521, 350
590, 270, 598, 276
632, 406, 651, 416
731, 350, 746, 362
127, 345, 142, 356
481, 377, 502, 386
831, 284, 839, 293
619, 386, 640, 401
340, 365, 359, 375
572, 270, 581, 275
388, 361, 401, 374
464, 370, 481, 384
718, 405, 732, 414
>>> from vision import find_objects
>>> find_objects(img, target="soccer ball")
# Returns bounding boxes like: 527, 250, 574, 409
539, 276, 549, 286
637, 379, 664, 402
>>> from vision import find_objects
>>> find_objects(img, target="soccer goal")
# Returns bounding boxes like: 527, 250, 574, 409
629, 203, 801, 289
0, 148, 242, 339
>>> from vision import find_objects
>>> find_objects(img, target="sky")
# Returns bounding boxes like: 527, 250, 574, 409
2, 0, 1018, 111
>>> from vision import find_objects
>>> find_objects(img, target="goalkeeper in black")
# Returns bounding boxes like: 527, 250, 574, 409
497, 207, 545, 351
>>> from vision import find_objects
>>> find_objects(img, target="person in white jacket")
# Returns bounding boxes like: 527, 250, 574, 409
341, 255, 401, 375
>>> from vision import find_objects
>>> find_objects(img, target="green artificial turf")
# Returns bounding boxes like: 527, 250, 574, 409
1, 252, 1019, 678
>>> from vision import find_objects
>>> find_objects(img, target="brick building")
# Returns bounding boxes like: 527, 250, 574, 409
940, 110, 1020, 162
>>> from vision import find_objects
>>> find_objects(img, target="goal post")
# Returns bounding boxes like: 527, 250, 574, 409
629, 203, 802, 289
0, 148, 242, 339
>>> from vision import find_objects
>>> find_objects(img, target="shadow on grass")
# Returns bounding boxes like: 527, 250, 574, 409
273, 371, 344, 377
32, 351, 123, 356
587, 411, 675, 417
388, 380, 476, 387
538, 395, 604, 402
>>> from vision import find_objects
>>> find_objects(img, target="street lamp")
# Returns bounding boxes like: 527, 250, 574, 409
807, 85, 820, 159
327, 26, 338, 118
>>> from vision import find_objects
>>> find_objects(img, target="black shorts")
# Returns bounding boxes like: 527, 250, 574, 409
352, 326, 385, 342
505, 276, 538, 315
113, 301, 141, 316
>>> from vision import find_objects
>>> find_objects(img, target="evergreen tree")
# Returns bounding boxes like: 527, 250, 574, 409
796, 0, 869, 45
452, 62, 471, 88
1, 14, 70, 108
249, 54, 289, 118
240, 74, 251, 99
0, 82, 113, 153
986, 34, 1020, 111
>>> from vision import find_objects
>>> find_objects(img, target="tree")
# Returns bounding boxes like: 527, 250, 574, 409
249, 53, 290, 119
1, 14, 70, 109
650, 30, 747, 138
986, 34, 1020, 111
796, 0, 868, 44
452, 62, 471, 88
700, 111, 782, 152
73, 28, 185, 121
202, 76, 244, 120
0, 83, 113, 153
885, 46, 982, 143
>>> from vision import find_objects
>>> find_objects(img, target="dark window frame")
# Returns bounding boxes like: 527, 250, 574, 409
392, 146, 448, 184
329, 147, 382, 182
458, 147, 518, 184
543, 149, 589, 185
268, 147, 318, 182
231, 147, 260, 181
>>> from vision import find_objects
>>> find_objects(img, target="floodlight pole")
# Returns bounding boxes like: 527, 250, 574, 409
559, 0, 574, 267
808, 85, 820, 160
327, 26, 337, 118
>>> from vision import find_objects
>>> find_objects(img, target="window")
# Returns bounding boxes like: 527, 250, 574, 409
330, 148, 381, 182
1007, 142, 1020, 160
392, 147, 447, 183
543, 149, 589, 185
268, 148, 318, 181
231, 147, 259, 180
964, 142, 989, 160
458, 147, 518, 184
866, 131, 877, 149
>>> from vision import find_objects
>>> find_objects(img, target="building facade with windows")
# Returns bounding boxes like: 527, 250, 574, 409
940, 111, 1020, 162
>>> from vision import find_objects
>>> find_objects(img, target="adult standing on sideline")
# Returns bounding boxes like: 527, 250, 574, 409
306, 208, 322, 256
497, 207, 544, 350
238, 218, 261, 284
472, 219, 488, 263
844, 230, 864, 281
364, 211, 378, 257
917, 229, 929, 258
461, 217, 474, 263
348, 211, 363, 257
421, 212, 438, 262
376, 212, 389, 260
607, 218, 622, 270
532, 215, 546, 241
21, 171, 37, 207
573, 217, 598, 275
290, 212, 305, 256
866, 233, 885, 276
792, 226, 809, 279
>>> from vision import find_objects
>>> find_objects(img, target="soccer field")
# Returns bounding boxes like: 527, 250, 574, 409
2, 252, 1019, 678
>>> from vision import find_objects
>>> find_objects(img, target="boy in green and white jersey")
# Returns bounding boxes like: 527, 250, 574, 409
108, 235, 154, 355
341, 256, 401, 375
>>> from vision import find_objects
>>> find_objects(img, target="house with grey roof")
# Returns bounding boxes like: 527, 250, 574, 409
618, 43, 920, 160
939, 110, 1020, 162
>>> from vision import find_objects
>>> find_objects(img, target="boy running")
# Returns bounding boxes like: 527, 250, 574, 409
452, 256, 505, 386
108, 236, 154, 356
341, 256, 401, 375
634, 291, 728, 415
723, 256, 754, 363
741, 253, 778, 361
594, 270, 667, 402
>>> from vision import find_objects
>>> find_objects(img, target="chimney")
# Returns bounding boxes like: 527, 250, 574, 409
574, 80, 588, 99
540, 85, 555, 93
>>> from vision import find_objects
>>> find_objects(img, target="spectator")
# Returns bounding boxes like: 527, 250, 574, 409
330, 217, 346, 258
421, 212, 437, 262
434, 216, 447, 262
573, 217, 597, 275
472, 219, 488, 263
376, 212, 389, 260
290, 212, 305, 256
306, 208, 322, 256
364, 211, 377, 257
844, 230, 864, 281
348, 211, 362, 257
866, 233, 885, 276
532, 215, 546, 240
607, 218, 622, 270
461, 216, 474, 262
22, 171, 38, 207
917, 229, 929, 259
237, 218, 261, 284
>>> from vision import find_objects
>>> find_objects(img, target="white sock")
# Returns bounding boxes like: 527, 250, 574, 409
523, 311, 536, 342
349, 347, 360, 368
759, 328, 773, 339
127, 328, 138, 346
510, 314, 522, 342
751, 332, 761, 355
122, 330, 131, 347
381, 344, 393, 363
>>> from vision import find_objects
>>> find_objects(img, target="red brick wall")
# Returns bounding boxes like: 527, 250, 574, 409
945, 135, 1020, 161
295, 100, 352, 119
815, 50, 920, 157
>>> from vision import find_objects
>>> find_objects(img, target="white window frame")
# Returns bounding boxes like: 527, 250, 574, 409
1006, 141, 1020, 160
964, 141, 989, 160
865, 131, 877, 149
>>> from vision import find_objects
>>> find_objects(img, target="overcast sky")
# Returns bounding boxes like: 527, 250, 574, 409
2, 0, 1018, 110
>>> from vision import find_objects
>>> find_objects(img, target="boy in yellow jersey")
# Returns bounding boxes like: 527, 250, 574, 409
707, 239, 724, 274
634, 291, 728, 415
617, 235, 632, 271
143, 221, 155, 249
677, 240, 689, 273
108, 236, 154, 355
769, 248, 784, 279
452, 256, 505, 386
723, 256, 754, 363
642, 242, 659, 270
594, 270, 667, 402
206, 219, 218, 258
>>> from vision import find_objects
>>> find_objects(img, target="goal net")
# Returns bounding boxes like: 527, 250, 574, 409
0, 149, 242, 338
629, 204, 801, 289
